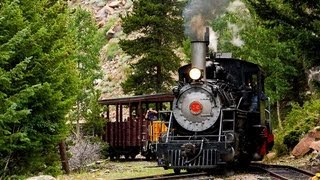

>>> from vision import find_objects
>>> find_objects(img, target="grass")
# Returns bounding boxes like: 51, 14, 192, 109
57, 160, 176, 180
105, 42, 121, 60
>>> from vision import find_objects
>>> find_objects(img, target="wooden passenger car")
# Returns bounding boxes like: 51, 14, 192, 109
99, 94, 174, 160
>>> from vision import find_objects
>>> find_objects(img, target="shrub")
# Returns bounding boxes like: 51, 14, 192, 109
273, 140, 289, 156
106, 42, 121, 60
273, 97, 320, 155
68, 136, 105, 172
100, 143, 110, 159
283, 130, 303, 150
103, 18, 117, 34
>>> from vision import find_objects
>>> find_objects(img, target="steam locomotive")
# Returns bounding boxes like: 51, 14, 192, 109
156, 29, 274, 173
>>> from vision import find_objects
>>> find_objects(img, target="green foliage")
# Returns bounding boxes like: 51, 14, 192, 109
120, 0, 184, 95
283, 130, 302, 151
100, 142, 110, 159
246, 0, 320, 64
82, 90, 106, 136
212, 1, 320, 154
211, 3, 299, 104
245, 0, 320, 102
274, 98, 320, 154
0, 0, 79, 177
67, 7, 105, 137
106, 42, 121, 60
102, 17, 116, 34
182, 38, 191, 63
311, 80, 320, 93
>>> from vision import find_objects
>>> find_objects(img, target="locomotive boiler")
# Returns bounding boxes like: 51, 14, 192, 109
156, 29, 274, 173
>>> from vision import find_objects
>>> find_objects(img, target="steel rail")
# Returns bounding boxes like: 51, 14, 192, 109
250, 163, 315, 180
118, 172, 208, 180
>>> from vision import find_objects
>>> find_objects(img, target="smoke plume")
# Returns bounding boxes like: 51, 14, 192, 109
183, 0, 230, 41
228, 22, 244, 47
226, 0, 246, 13
208, 27, 218, 52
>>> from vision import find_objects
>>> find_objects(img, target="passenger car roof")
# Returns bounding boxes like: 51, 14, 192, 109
98, 93, 174, 105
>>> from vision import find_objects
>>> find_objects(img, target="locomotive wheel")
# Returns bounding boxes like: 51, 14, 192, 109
173, 168, 181, 174
125, 154, 130, 160
130, 154, 136, 160
145, 155, 150, 161
110, 155, 115, 161
152, 155, 157, 160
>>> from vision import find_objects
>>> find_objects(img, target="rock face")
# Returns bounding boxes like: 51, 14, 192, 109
69, 0, 134, 99
292, 127, 320, 158
109, 1, 121, 8
70, 0, 181, 100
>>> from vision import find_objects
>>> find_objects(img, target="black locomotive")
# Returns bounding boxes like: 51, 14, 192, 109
156, 29, 274, 173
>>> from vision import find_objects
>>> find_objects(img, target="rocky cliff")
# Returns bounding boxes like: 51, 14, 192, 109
69, 0, 134, 99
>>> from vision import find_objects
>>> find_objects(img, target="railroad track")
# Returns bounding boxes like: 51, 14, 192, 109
251, 163, 315, 180
121, 163, 315, 180
119, 172, 208, 180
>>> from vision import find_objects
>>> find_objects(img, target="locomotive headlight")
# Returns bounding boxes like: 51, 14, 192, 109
189, 68, 202, 80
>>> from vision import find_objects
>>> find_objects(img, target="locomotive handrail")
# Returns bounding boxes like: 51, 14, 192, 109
218, 109, 223, 142
158, 110, 172, 122
165, 111, 173, 143
236, 97, 243, 109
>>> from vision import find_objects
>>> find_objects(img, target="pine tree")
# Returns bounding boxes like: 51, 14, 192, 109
0, 0, 79, 177
120, 0, 184, 95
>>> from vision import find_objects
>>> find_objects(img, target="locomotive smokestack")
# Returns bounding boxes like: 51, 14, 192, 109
191, 27, 210, 81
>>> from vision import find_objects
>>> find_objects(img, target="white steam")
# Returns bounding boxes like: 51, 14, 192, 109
226, 0, 250, 47
228, 22, 244, 47
227, 0, 246, 13
208, 27, 218, 52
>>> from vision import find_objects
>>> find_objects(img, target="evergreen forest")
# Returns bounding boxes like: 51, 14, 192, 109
0, 0, 319, 178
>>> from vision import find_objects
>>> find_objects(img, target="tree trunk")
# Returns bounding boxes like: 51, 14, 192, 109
76, 101, 81, 139
277, 100, 283, 130
59, 141, 70, 174
1, 153, 12, 179
156, 64, 161, 93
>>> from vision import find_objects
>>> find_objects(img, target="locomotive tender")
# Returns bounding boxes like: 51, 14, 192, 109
156, 29, 274, 173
